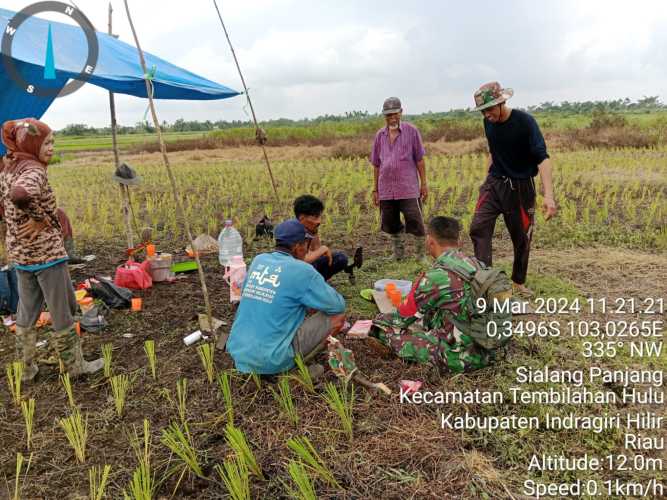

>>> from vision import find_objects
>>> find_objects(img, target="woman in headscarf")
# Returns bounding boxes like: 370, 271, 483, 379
0, 118, 102, 381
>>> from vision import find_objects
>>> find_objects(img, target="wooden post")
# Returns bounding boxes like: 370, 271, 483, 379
211, 0, 280, 205
108, 2, 134, 250
123, 0, 214, 332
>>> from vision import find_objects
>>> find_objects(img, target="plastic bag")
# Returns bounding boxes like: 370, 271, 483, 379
114, 260, 152, 290
91, 277, 133, 309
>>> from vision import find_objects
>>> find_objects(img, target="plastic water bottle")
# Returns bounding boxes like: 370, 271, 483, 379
225, 255, 247, 303
218, 220, 243, 266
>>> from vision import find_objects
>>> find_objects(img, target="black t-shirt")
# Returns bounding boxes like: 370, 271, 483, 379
484, 109, 549, 179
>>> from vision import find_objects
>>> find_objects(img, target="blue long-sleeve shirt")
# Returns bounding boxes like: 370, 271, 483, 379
484, 109, 549, 179
227, 251, 345, 374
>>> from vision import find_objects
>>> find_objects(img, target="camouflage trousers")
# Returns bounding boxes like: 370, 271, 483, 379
371, 314, 495, 373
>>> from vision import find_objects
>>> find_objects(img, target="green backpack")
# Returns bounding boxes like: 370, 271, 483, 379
438, 259, 513, 350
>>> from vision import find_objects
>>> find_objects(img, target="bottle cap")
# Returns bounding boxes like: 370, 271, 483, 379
225, 219, 233, 226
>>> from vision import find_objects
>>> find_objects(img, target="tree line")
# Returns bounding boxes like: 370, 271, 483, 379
58, 97, 664, 136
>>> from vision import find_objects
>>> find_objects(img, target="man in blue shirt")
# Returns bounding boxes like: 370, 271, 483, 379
227, 219, 346, 374
469, 82, 557, 298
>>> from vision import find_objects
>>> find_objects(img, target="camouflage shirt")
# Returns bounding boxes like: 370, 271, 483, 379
372, 249, 495, 372
0, 159, 66, 265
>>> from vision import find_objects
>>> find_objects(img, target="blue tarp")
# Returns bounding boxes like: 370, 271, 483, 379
0, 7, 240, 153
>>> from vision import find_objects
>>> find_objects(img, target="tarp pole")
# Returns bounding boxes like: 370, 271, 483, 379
211, 0, 280, 205
123, 0, 214, 332
108, 2, 133, 251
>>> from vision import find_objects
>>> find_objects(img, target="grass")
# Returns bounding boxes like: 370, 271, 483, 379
224, 423, 264, 480
292, 354, 315, 393
89, 464, 112, 500
144, 340, 157, 380
13, 452, 32, 500
160, 421, 204, 478
285, 460, 317, 500
58, 409, 88, 463
175, 378, 188, 424
20, 399, 35, 450
287, 436, 339, 487
323, 382, 355, 441
109, 374, 131, 417
216, 457, 250, 500
102, 343, 113, 378
216, 370, 234, 425
197, 342, 215, 384
6, 361, 23, 407
60, 373, 75, 408
125, 419, 154, 500
271, 376, 299, 425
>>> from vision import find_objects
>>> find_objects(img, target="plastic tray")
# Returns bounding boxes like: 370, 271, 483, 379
171, 261, 198, 273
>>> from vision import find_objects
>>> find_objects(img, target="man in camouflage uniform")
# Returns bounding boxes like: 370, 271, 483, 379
371, 216, 495, 373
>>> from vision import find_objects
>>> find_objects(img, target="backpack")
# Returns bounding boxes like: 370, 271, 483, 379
438, 258, 513, 350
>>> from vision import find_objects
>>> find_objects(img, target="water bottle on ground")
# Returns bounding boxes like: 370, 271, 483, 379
225, 255, 247, 303
218, 220, 243, 266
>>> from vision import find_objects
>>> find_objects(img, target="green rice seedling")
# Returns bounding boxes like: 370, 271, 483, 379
216, 370, 234, 425
176, 377, 187, 424
13, 452, 32, 500
224, 423, 264, 479
292, 354, 314, 393
60, 372, 75, 408
109, 374, 131, 417
271, 376, 298, 424
250, 372, 261, 390
215, 457, 250, 500
59, 409, 88, 463
197, 342, 215, 384
6, 361, 23, 406
285, 460, 317, 500
323, 382, 355, 441
160, 421, 204, 478
124, 419, 154, 500
287, 436, 338, 487
89, 464, 111, 500
144, 340, 157, 380
101, 343, 113, 378
20, 398, 35, 450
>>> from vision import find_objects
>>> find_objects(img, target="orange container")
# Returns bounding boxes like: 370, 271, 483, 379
146, 244, 156, 257
131, 297, 143, 311
389, 289, 402, 307
78, 296, 94, 313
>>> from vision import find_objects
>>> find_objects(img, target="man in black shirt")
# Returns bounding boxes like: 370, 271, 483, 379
469, 82, 557, 297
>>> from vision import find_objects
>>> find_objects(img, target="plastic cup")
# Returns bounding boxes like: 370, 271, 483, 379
131, 297, 143, 311
146, 244, 156, 257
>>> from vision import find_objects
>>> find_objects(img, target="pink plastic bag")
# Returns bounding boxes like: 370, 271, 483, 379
114, 260, 152, 290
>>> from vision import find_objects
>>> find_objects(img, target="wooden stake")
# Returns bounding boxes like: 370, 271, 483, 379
123, 0, 214, 331
211, 0, 280, 205
108, 2, 133, 250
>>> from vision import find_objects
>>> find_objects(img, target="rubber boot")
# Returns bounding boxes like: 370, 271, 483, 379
412, 235, 430, 265
15, 326, 39, 382
391, 233, 405, 261
53, 327, 104, 377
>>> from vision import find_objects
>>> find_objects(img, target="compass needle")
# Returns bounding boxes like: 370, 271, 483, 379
43, 23, 56, 80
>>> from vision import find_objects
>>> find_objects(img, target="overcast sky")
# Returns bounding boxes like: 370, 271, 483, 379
3, 0, 667, 129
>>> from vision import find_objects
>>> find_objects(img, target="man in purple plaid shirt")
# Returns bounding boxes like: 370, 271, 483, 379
370, 97, 428, 260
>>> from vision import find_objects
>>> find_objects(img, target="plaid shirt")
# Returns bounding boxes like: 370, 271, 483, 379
370, 122, 425, 200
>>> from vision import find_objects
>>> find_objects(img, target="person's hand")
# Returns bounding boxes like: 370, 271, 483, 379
17, 218, 50, 242
320, 245, 333, 266
542, 197, 557, 220
372, 190, 379, 207
420, 184, 429, 201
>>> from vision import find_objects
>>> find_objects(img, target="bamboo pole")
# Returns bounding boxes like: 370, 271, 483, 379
122, 0, 214, 331
108, 2, 133, 250
211, 0, 279, 205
